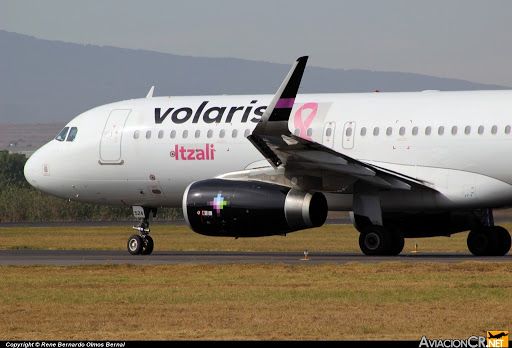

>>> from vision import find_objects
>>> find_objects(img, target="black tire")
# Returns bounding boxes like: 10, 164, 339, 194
388, 230, 405, 256
467, 228, 498, 256
359, 225, 390, 256
141, 235, 154, 255
492, 226, 511, 256
127, 234, 144, 255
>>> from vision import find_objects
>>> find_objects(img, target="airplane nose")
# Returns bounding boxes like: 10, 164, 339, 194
23, 143, 68, 199
24, 151, 42, 189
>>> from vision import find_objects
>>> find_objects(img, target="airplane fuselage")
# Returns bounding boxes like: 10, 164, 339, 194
25, 90, 512, 212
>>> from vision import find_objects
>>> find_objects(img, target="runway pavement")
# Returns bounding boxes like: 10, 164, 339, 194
1, 249, 510, 266
2, 219, 511, 265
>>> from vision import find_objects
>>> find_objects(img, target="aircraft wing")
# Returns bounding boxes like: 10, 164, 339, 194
246, 56, 434, 192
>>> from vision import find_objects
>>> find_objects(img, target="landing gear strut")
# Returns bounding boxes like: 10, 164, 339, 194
352, 184, 405, 256
127, 206, 156, 255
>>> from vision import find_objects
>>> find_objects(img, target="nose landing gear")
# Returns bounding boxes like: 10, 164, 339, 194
127, 206, 156, 255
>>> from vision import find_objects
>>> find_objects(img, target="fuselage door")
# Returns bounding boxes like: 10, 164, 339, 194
342, 121, 356, 149
99, 109, 131, 164
323, 122, 336, 149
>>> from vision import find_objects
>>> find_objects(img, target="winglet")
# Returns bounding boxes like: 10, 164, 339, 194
251, 56, 308, 136
248, 56, 308, 168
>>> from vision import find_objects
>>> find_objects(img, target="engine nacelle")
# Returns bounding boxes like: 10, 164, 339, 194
183, 179, 328, 237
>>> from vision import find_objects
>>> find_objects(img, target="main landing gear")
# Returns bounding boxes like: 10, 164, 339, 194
467, 226, 511, 256
127, 206, 155, 255
358, 225, 405, 256
357, 222, 511, 256
355, 208, 511, 256
352, 185, 404, 256
465, 208, 511, 256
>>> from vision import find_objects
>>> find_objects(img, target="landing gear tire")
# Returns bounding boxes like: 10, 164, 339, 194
466, 226, 511, 256
492, 226, 511, 256
359, 225, 389, 256
127, 234, 144, 255
467, 228, 496, 256
141, 235, 154, 255
359, 225, 404, 256
388, 230, 405, 256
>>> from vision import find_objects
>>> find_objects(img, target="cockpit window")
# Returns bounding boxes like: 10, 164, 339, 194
55, 127, 69, 141
66, 127, 78, 142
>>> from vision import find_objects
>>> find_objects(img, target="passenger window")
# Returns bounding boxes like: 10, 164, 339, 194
346, 128, 353, 137
506, 125, 511, 134
451, 126, 457, 135
134, 130, 140, 139
386, 127, 392, 136
464, 126, 471, 135
438, 126, 444, 135
294, 128, 300, 136
170, 130, 176, 139
55, 127, 69, 142
183, 130, 188, 138
66, 127, 78, 142
412, 126, 418, 135
425, 126, 431, 135
491, 125, 498, 134
373, 127, 379, 136
207, 130, 213, 138
307, 128, 313, 137
220, 129, 226, 138
195, 130, 200, 138
232, 129, 238, 138
360, 127, 367, 136
399, 127, 405, 136
326, 128, 332, 137
244, 129, 251, 137
478, 126, 484, 135
158, 130, 164, 139
146, 130, 152, 139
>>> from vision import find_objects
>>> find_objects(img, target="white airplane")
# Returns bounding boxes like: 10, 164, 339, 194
24, 56, 512, 256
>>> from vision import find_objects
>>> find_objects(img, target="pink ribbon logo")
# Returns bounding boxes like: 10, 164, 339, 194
294, 103, 318, 141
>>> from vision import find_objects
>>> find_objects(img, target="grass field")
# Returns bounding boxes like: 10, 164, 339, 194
1, 223, 511, 341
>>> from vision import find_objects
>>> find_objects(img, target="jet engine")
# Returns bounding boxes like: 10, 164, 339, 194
183, 179, 328, 237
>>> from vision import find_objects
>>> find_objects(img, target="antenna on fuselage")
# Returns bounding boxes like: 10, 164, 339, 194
146, 86, 155, 99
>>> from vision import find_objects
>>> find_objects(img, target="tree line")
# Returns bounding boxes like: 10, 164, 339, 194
0, 151, 183, 222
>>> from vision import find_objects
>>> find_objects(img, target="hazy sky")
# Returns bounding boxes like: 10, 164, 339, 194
1, 0, 511, 87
